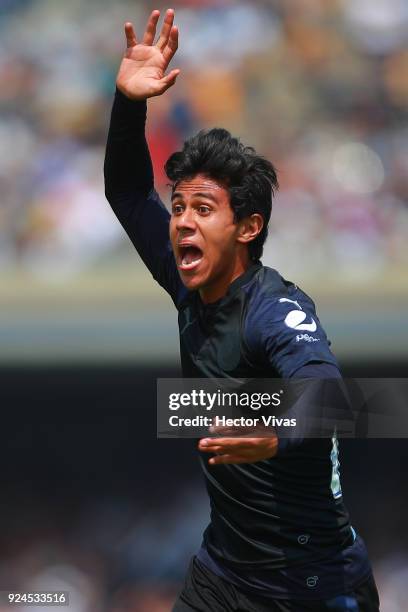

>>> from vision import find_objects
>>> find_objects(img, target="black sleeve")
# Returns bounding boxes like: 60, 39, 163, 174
276, 361, 343, 456
292, 362, 341, 379
244, 292, 339, 378
104, 88, 186, 308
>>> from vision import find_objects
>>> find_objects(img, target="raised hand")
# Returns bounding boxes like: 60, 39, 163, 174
116, 9, 180, 101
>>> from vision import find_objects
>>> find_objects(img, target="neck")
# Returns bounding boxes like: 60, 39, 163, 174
199, 252, 252, 304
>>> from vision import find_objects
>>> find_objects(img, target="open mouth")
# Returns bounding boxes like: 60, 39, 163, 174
178, 245, 203, 271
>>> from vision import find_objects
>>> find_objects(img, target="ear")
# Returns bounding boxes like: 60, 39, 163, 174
236, 214, 264, 246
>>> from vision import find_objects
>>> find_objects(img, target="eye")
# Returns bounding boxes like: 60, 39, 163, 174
198, 205, 211, 215
172, 203, 184, 215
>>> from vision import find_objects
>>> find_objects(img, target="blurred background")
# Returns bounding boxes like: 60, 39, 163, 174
1, 0, 407, 610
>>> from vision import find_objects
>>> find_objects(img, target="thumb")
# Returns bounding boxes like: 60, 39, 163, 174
155, 69, 180, 95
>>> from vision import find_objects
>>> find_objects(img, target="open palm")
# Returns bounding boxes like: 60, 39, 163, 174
116, 9, 180, 101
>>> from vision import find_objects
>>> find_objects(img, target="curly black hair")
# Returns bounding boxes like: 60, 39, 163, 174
165, 128, 278, 260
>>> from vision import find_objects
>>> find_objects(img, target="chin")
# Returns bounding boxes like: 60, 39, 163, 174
180, 274, 205, 291
179, 266, 213, 290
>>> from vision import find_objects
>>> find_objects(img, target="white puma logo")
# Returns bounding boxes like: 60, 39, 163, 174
279, 298, 317, 332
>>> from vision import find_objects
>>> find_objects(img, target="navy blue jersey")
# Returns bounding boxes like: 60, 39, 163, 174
104, 89, 371, 599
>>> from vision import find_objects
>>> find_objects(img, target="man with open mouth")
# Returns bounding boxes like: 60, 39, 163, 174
104, 9, 380, 612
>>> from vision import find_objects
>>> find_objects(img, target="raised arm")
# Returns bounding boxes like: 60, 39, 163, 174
104, 10, 185, 306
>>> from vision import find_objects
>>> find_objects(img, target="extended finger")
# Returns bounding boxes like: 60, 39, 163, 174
156, 8, 174, 51
143, 10, 160, 45
154, 68, 180, 95
124, 22, 137, 48
163, 26, 179, 66
209, 425, 258, 436
209, 454, 250, 465
201, 448, 258, 462
201, 436, 259, 447
199, 444, 223, 453
209, 425, 241, 434
199, 437, 258, 452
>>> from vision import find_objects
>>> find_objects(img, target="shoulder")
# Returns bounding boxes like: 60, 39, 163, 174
243, 266, 338, 376
244, 266, 317, 323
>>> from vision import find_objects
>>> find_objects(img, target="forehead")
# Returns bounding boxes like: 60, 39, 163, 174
172, 174, 228, 198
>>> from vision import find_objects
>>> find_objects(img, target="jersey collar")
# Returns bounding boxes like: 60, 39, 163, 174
197, 261, 262, 310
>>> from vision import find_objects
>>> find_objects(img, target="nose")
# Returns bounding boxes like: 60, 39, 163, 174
176, 207, 196, 232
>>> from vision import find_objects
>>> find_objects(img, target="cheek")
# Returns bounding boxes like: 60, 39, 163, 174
169, 220, 177, 244
207, 223, 237, 254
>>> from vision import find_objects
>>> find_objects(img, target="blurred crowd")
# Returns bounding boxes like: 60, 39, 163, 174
1, 0, 408, 280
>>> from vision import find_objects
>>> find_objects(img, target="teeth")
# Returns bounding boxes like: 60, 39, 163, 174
182, 255, 201, 264
179, 255, 203, 270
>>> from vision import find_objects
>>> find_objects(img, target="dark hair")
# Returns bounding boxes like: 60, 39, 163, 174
165, 128, 278, 260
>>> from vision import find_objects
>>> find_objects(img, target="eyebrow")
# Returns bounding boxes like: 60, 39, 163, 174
171, 191, 219, 203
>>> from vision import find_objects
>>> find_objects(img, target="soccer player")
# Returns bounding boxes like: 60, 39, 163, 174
104, 9, 380, 611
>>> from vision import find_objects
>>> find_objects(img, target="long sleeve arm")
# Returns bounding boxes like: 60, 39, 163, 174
276, 361, 342, 455
104, 88, 186, 307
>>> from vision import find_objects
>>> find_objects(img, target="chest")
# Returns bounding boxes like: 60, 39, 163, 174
178, 297, 250, 379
